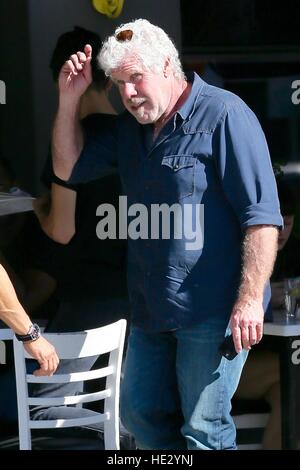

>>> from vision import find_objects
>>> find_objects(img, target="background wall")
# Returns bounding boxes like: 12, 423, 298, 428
0, 0, 181, 192
0, 0, 35, 191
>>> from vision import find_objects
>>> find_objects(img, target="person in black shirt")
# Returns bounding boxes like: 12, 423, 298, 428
31, 27, 130, 430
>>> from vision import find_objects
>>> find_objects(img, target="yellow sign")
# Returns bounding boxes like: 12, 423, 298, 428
92, 0, 124, 19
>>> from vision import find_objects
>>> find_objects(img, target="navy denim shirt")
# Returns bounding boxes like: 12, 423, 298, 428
69, 73, 282, 332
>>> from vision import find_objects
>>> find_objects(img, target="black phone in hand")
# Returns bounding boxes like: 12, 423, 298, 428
219, 335, 238, 360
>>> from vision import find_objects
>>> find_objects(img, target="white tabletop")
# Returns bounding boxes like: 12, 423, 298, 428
0, 193, 34, 216
264, 310, 300, 337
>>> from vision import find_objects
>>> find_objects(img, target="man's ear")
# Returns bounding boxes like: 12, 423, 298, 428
163, 57, 171, 78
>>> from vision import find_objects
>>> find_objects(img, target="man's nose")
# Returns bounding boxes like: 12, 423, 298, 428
123, 82, 137, 99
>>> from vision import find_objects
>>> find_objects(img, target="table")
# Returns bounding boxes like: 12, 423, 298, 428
264, 312, 300, 449
0, 193, 34, 216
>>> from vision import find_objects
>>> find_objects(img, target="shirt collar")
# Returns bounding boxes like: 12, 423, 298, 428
142, 72, 205, 138
177, 72, 205, 121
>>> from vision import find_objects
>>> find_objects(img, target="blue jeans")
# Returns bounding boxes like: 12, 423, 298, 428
121, 318, 248, 450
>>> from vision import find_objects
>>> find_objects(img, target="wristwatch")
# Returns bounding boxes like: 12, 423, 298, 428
15, 323, 41, 342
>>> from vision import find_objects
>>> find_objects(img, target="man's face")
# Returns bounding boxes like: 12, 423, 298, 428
278, 215, 294, 250
111, 58, 171, 124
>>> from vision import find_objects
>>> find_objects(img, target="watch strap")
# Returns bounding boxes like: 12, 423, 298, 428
15, 323, 41, 342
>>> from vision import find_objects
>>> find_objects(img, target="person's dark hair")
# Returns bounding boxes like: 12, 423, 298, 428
276, 178, 297, 216
49, 26, 108, 90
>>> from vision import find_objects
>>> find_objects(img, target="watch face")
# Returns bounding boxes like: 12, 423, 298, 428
16, 323, 40, 342
31, 324, 40, 340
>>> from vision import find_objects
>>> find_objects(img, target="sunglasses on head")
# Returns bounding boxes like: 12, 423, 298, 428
115, 29, 133, 42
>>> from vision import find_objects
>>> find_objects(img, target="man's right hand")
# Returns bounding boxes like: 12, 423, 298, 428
58, 44, 93, 100
24, 336, 59, 376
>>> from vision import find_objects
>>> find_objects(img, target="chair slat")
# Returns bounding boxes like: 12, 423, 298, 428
23, 322, 124, 359
28, 389, 111, 406
26, 365, 115, 383
29, 412, 109, 429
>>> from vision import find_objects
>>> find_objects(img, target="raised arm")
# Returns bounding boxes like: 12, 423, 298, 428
52, 44, 93, 181
0, 264, 59, 375
230, 225, 279, 353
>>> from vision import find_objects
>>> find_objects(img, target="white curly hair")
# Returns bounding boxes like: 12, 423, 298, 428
98, 19, 185, 81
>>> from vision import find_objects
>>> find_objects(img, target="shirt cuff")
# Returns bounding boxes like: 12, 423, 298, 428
239, 203, 283, 230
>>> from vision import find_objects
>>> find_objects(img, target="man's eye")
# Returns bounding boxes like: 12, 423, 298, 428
132, 74, 142, 83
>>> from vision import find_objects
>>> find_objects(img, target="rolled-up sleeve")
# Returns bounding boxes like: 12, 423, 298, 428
212, 101, 283, 229
68, 118, 118, 185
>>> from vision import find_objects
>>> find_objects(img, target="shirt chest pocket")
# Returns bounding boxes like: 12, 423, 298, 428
155, 154, 196, 202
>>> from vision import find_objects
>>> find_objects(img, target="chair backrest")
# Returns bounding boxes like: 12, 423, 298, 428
13, 319, 126, 450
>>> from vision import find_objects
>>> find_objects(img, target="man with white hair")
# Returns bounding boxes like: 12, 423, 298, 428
52, 19, 282, 449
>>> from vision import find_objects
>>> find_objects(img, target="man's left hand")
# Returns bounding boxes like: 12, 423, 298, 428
229, 298, 264, 353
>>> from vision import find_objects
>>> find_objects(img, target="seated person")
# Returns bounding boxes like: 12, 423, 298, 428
0, 157, 58, 432
30, 27, 130, 442
235, 177, 299, 449
0, 158, 57, 318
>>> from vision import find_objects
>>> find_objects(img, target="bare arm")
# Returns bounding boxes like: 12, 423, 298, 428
52, 45, 93, 181
0, 264, 59, 375
52, 99, 83, 181
0, 263, 32, 333
230, 225, 279, 353
34, 183, 77, 244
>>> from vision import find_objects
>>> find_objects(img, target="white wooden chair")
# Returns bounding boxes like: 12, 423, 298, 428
13, 319, 126, 450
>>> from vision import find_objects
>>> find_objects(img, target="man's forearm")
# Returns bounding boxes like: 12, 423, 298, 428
52, 98, 83, 181
1, 267, 59, 375
238, 225, 279, 303
0, 264, 32, 334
